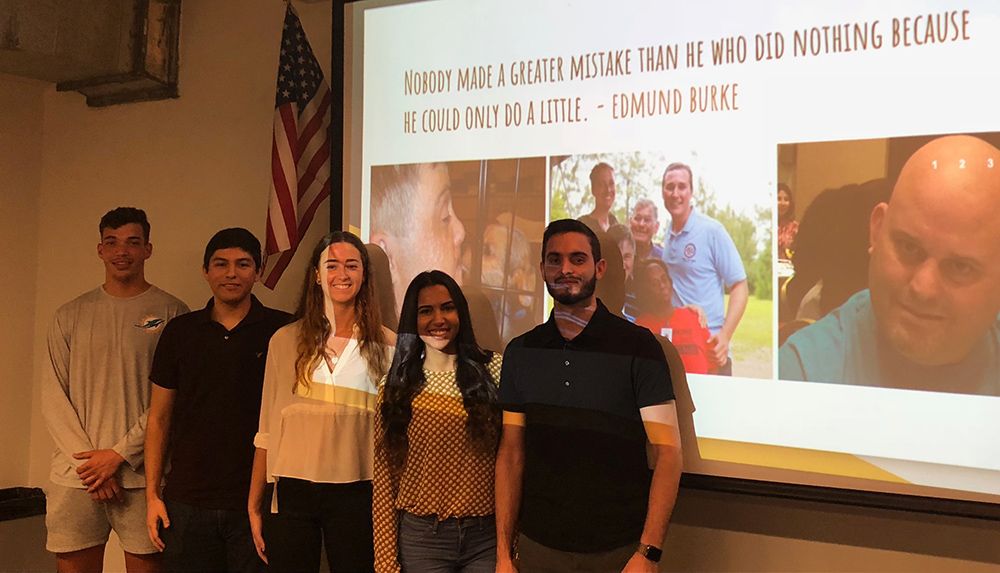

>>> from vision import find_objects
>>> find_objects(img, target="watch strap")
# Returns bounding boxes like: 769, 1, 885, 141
637, 543, 662, 563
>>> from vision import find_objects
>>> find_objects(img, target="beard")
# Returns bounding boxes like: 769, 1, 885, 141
546, 273, 598, 306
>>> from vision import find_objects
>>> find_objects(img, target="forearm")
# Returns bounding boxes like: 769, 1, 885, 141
144, 410, 170, 500
639, 444, 682, 547
41, 371, 94, 466
372, 460, 401, 573
248, 448, 269, 515
114, 408, 150, 470
721, 280, 749, 340
495, 431, 524, 561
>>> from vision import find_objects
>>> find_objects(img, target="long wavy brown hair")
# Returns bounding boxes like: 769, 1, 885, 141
293, 231, 389, 392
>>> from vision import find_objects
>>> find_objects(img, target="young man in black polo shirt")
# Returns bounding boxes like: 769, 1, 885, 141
496, 219, 682, 572
144, 228, 291, 572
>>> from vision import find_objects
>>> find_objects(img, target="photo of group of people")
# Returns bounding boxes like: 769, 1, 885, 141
369, 152, 775, 379
552, 152, 774, 379
777, 132, 1000, 396
369, 153, 773, 378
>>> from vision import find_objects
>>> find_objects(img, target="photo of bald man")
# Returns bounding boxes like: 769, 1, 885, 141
780, 134, 1000, 396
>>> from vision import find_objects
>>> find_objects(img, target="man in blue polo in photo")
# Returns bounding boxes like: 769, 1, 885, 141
660, 162, 748, 375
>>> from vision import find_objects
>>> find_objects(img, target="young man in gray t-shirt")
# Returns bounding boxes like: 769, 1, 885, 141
42, 207, 188, 572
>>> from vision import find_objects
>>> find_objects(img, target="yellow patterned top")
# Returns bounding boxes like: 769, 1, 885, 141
373, 352, 503, 573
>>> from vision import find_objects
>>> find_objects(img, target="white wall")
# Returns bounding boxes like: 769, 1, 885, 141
27, 0, 333, 489
0, 74, 45, 489
8, 2, 332, 569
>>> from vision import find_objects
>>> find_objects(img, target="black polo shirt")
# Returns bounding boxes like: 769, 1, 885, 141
150, 295, 291, 510
499, 300, 673, 552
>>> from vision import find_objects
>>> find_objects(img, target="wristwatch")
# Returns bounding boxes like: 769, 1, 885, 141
636, 543, 663, 563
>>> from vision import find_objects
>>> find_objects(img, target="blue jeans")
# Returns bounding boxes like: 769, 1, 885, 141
161, 499, 266, 573
398, 512, 496, 573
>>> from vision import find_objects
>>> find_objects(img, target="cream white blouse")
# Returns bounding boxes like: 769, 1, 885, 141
255, 320, 392, 511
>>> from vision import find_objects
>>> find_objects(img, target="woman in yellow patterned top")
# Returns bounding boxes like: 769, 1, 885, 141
374, 270, 502, 573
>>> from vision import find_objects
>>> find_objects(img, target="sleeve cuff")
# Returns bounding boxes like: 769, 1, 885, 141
253, 432, 269, 449
113, 445, 143, 471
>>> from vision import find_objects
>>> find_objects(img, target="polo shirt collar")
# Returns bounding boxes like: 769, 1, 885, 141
539, 299, 614, 346
195, 294, 267, 329
669, 207, 698, 237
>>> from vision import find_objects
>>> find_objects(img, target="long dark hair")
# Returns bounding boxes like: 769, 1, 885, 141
293, 231, 389, 392
379, 270, 499, 471
778, 182, 796, 223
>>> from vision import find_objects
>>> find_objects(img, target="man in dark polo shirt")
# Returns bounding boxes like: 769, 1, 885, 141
144, 228, 291, 572
496, 219, 683, 573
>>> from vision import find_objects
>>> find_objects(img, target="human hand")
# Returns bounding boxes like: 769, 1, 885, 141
249, 509, 268, 564
496, 556, 519, 573
74, 449, 125, 491
621, 552, 657, 573
146, 496, 170, 551
683, 304, 708, 328
706, 331, 730, 366
88, 476, 124, 503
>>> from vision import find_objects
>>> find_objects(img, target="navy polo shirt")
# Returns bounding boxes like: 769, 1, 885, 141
499, 300, 673, 552
150, 296, 291, 509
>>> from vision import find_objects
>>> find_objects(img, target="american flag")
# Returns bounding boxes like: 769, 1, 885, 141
262, 4, 331, 289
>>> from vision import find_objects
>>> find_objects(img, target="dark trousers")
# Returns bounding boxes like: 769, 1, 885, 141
161, 499, 266, 573
397, 512, 496, 573
516, 534, 635, 573
266, 478, 374, 573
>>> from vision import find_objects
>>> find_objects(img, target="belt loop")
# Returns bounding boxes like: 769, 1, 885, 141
432, 517, 440, 534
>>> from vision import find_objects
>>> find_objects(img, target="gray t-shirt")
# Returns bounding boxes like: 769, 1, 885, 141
42, 285, 188, 488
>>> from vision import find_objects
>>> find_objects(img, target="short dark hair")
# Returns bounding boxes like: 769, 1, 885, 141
663, 162, 693, 186
541, 219, 602, 262
99, 207, 150, 242
203, 228, 262, 270
606, 223, 634, 250
589, 162, 614, 185
634, 257, 674, 312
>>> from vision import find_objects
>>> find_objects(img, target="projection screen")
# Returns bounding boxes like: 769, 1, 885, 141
340, 0, 1000, 514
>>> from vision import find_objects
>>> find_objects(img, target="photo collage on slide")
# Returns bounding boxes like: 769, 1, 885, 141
368, 152, 774, 382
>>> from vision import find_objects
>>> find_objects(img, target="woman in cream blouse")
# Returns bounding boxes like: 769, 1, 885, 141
249, 231, 394, 572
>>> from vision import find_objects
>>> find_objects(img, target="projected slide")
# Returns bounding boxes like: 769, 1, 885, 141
348, 0, 1000, 506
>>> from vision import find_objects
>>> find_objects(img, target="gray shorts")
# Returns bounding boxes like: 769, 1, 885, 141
45, 483, 157, 555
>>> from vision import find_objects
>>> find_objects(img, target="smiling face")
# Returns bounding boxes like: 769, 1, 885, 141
777, 188, 792, 219
637, 259, 673, 313
204, 247, 258, 306
662, 167, 693, 222
416, 284, 460, 353
590, 164, 616, 213
97, 223, 152, 284
869, 135, 1000, 365
541, 231, 606, 307
629, 203, 660, 246
319, 241, 365, 308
